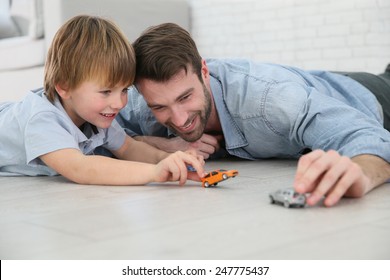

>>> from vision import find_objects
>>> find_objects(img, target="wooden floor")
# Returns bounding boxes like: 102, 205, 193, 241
1, 158, 390, 260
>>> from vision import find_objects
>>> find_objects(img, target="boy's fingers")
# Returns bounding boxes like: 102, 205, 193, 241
187, 172, 202, 182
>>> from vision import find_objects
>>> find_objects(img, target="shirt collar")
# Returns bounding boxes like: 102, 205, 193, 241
52, 95, 105, 147
209, 75, 248, 150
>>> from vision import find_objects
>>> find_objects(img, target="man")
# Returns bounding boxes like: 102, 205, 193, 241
117, 22, 390, 207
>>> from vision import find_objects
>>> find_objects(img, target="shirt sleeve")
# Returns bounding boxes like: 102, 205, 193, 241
268, 82, 390, 162
24, 111, 80, 164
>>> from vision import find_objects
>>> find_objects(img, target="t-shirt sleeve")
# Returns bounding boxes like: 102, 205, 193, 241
24, 111, 80, 164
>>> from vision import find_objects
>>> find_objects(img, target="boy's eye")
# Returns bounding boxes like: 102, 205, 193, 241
122, 88, 129, 94
99, 90, 111, 95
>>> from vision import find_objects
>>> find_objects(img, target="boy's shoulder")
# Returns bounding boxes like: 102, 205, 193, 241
1, 88, 71, 129
15, 88, 62, 115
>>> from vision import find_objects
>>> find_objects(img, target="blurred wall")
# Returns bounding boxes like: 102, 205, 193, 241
189, 0, 390, 74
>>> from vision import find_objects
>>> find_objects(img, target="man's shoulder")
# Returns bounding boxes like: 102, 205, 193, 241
206, 58, 296, 80
206, 58, 253, 71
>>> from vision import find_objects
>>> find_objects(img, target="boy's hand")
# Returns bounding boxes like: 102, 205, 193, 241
154, 151, 206, 185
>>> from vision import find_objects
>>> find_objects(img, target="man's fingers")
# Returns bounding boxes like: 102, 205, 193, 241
295, 150, 368, 207
294, 149, 333, 193
322, 164, 362, 206
305, 155, 350, 205
201, 133, 222, 144
294, 150, 324, 182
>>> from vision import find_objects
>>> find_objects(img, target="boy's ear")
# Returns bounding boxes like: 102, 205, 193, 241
55, 84, 70, 99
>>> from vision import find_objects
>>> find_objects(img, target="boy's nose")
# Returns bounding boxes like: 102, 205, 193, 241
111, 94, 127, 110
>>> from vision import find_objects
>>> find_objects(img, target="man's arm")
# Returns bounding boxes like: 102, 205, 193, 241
134, 134, 222, 159
350, 154, 390, 195
294, 150, 390, 207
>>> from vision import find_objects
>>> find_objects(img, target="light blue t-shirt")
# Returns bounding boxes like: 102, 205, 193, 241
117, 58, 390, 162
0, 88, 126, 176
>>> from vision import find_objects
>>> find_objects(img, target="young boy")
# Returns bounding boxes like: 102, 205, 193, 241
0, 15, 205, 185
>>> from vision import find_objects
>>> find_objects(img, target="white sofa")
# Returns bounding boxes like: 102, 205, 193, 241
0, 0, 45, 71
0, 0, 190, 70
0, 0, 190, 101
43, 0, 190, 52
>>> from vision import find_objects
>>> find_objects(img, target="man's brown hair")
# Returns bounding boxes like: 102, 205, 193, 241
132, 23, 203, 83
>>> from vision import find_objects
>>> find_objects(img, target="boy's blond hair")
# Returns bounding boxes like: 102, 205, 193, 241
44, 15, 135, 103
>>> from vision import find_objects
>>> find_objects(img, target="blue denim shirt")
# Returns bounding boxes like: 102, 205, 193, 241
118, 58, 390, 162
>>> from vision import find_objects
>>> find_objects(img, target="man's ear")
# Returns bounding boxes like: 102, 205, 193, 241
201, 59, 210, 83
55, 84, 70, 100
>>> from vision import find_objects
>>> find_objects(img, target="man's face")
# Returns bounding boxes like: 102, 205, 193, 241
137, 67, 212, 142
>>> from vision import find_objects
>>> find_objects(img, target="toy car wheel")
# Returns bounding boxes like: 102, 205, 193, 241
222, 174, 228, 180
204, 181, 210, 188
283, 200, 290, 208
269, 195, 275, 204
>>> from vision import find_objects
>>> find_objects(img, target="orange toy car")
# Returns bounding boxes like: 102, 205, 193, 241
201, 169, 239, 188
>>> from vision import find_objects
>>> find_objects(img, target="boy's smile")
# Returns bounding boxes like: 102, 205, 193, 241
57, 80, 129, 129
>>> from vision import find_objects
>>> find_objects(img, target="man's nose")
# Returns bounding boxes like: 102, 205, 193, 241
170, 107, 188, 127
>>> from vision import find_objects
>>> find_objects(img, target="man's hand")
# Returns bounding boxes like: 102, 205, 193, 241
185, 134, 223, 159
135, 134, 223, 159
293, 150, 390, 207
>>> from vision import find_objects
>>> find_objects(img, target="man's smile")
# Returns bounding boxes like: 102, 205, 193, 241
174, 114, 197, 133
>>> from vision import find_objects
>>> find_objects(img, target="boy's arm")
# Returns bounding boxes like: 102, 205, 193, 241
40, 147, 205, 186
40, 148, 157, 185
113, 135, 168, 163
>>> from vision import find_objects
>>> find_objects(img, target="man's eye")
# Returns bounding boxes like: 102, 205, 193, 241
179, 94, 190, 102
151, 106, 164, 111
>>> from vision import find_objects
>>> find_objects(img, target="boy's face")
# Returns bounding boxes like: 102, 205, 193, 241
58, 81, 129, 128
136, 63, 212, 143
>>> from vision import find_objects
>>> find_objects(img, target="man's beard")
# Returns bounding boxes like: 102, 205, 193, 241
168, 83, 212, 142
